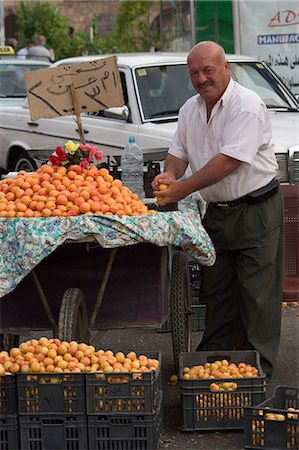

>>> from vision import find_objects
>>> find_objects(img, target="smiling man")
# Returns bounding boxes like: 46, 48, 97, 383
152, 41, 284, 379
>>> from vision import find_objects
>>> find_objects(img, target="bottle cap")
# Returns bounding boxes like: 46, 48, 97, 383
128, 136, 135, 143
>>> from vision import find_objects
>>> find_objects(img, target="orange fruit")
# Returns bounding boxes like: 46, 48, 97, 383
56, 194, 68, 206
56, 166, 67, 175
79, 202, 91, 213
40, 165, 55, 175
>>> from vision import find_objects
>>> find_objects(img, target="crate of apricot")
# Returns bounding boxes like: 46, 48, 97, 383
85, 350, 162, 414
179, 350, 266, 431
244, 386, 299, 449
0, 140, 156, 218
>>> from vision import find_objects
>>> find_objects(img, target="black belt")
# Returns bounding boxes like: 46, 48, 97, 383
209, 179, 279, 209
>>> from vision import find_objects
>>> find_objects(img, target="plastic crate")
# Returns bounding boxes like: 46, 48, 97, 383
87, 393, 163, 450
17, 372, 85, 415
0, 375, 17, 416
189, 259, 201, 301
179, 350, 266, 431
159, 260, 204, 332
244, 386, 299, 449
19, 414, 87, 450
86, 352, 162, 414
0, 415, 19, 450
159, 303, 206, 332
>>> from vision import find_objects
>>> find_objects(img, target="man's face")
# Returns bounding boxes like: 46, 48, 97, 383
188, 47, 230, 107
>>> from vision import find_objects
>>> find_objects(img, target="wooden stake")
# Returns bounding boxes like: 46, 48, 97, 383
70, 83, 86, 145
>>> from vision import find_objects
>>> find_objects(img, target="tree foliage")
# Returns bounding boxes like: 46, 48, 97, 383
15, 0, 81, 60
15, 0, 160, 60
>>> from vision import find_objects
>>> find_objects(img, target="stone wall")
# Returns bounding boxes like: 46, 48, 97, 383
4, 0, 120, 36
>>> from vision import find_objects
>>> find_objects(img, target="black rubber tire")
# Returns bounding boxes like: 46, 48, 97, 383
170, 251, 192, 372
57, 288, 89, 342
0, 334, 19, 351
14, 152, 37, 172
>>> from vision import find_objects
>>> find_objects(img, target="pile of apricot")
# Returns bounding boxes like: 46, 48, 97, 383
182, 359, 260, 380
0, 337, 159, 377
0, 164, 155, 217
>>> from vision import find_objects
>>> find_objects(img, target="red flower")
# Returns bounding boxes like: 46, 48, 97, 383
48, 154, 61, 166
55, 146, 68, 162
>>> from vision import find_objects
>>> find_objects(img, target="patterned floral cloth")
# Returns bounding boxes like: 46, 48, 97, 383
0, 205, 215, 299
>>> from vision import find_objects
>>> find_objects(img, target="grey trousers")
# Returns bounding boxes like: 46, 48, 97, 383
196, 187, 284, 378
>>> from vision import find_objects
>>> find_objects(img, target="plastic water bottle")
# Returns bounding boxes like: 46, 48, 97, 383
121, 136, 145, 198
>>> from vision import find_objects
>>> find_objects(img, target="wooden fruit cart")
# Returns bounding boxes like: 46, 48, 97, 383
0, 238, 193, 371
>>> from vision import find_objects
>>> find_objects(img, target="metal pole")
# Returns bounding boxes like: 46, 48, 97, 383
232, 0, 241, 54
213, 0, 219, 43
159, 0, 163, 51
190, 0, 196, 47
0, 0, 5, 46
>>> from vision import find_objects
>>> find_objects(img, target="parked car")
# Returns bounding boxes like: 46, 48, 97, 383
0, 54, 51, 107
0, 52, 298, 184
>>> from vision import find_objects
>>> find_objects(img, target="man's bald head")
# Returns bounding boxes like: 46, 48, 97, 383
187, 40, 230, 110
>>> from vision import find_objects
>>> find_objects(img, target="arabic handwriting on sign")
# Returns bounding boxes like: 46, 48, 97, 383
101, 71, 110, 90
75, 60, 107, 74
26, 56, 124, 121
28, 80, 63, 116
85, 85, 108, 109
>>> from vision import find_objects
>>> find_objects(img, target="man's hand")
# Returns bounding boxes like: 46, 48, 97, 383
151, 171, 176, 191
153, 178, 189, 205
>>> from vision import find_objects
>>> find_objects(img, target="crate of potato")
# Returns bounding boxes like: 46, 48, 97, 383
86, 351, 162, 414
244, 386, 299, 449
179, 350, 266, 431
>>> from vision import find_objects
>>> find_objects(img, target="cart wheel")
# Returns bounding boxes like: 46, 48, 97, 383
58, 288, 89, 342
0, 334, 19, 351
170, 251, 192, 372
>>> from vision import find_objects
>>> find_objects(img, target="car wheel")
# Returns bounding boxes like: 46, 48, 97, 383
14, 152, 37, 172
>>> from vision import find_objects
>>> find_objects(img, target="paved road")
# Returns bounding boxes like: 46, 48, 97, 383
94, 303, 299, 450
18, 303, 298, 449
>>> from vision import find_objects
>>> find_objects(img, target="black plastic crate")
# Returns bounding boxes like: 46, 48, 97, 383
189, 259, 201, 299
179, 350, 266, 431
244, 386, 299, 449
17, 372, 85, 415
87, 393, 163, 450
0, 375, 17, 416
158, 303, 206, 333
19, 414, 87, 450
0, 415, 19, 450
158, 260, 204, 332
86, 352, 162, 414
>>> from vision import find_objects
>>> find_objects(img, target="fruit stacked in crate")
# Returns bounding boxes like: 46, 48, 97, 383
0, 338, 163, 450
0, 374, 19, 450
244, 386, 299, 449
179, 350, 266, 431
85, 350, 163, 450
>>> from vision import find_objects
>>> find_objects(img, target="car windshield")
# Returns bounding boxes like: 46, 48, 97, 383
134, 64, 196, 121
230, 62, 296, 109
0, 63, 48, 97
135, 61, 297, 121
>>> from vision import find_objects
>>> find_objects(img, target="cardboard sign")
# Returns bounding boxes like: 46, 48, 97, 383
24, 56, 125, 121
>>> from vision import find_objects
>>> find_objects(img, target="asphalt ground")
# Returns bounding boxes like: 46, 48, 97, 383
18, 302, 298, 450
94, 303, 299, 450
